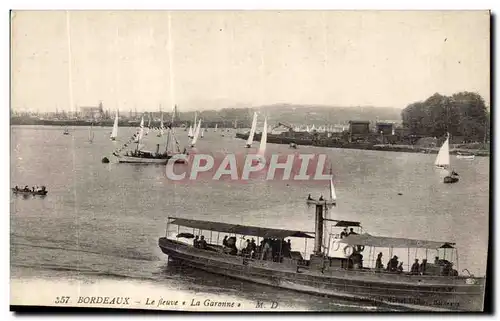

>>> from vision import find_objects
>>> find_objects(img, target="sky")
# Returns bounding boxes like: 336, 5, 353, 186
10, 10, 490, 112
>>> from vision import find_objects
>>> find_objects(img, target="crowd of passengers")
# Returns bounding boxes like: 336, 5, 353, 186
192, 235, 294, 262
371, 253, 458, 276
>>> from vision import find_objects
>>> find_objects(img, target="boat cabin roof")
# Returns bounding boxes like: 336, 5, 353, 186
169, 217, 315, 239
332, 220, 361, 227
340, 233, 455, 249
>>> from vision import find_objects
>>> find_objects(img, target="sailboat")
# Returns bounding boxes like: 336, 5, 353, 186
257, 117, 268, 160
188, 112, 197, 138
63, 126, 70, 135
110, 111, 118, 141
435, 133, 459, 184
307, 172, 337, 206
145, 113, 151, 136
88, 123, 95, 143
133, 116, 145, 144
117, 124, 187, 164
435, 133, 450, 170
157, 113, 165, 137
214, 124, 218, 132
245, 112, 258, 148
190, 119, 202, 147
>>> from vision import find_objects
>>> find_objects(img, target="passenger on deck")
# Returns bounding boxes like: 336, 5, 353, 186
387, 255, 399, 272
340, 228, 348, 239
411, 259, 420, 274
319, 195, 324, 201
193, 236, 199, 248
375, 252, 384, 269
348, 228, 357, 236
24, 186, 29, 192
307, 194, 313, 200
420, 259, 428, 275
198, 236, 207, 250
397, 262, 404, 273
287, 239, 292, 251
222, 236, 228, 247
261, 239, 271, 260
14, 186, 18, 191
434, 256, 440, 265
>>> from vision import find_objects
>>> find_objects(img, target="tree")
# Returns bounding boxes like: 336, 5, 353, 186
401, 91, 488, 142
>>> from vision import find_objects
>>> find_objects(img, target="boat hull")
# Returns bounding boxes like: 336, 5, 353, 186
158, 238, 484, 312
456, 155, 475, 160
444, 176, 459, 184
117, 155, 187, 164
12, 188, 48, 196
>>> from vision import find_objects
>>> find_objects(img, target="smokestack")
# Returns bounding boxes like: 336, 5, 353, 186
314, 204, 324, 255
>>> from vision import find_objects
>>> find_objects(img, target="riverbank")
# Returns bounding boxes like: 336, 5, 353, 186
235, 133, 489, 157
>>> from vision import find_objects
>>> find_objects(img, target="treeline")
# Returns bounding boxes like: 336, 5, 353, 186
401, 92, 489, 142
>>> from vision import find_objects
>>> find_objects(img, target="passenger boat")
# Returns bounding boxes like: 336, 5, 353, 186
117, 126, 187, 164
158, 202, 484, 311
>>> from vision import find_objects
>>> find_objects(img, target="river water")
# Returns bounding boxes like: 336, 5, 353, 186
10, 125, 489, 311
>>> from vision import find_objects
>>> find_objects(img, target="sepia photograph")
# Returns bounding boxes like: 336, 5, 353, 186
9, 10, 490, 312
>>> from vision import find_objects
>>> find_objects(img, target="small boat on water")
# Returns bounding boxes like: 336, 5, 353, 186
12, 186, 48, 196
456, 152, 475, 160
63, 127, 70, 135
435, 133, 459, 184
158, 195, 485, 311
190, 119, 202, 148
257, 117, 268, 160
289, 142, 297, 149
88, 123, 95, 143
116, 126, 187, 164
110, 111, 119, 141
245, 112, 258, 148
307, 174, 336, 206
157, 113, 165, 137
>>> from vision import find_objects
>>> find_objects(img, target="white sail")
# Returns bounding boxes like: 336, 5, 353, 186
435, 134, 450, 168
88, 124, 94, 142
330, 177, 337, 201
246, 112, 258, 147
137, 116, 144, 143
158, 113, 165, 137
146, 114, 151, 135
201, 128, 204, 138
258, 117, 268, 156
191, 119, 202, 146
188, 125, 193, 138
215, 124, 218, 132
110, 111, 119, 139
